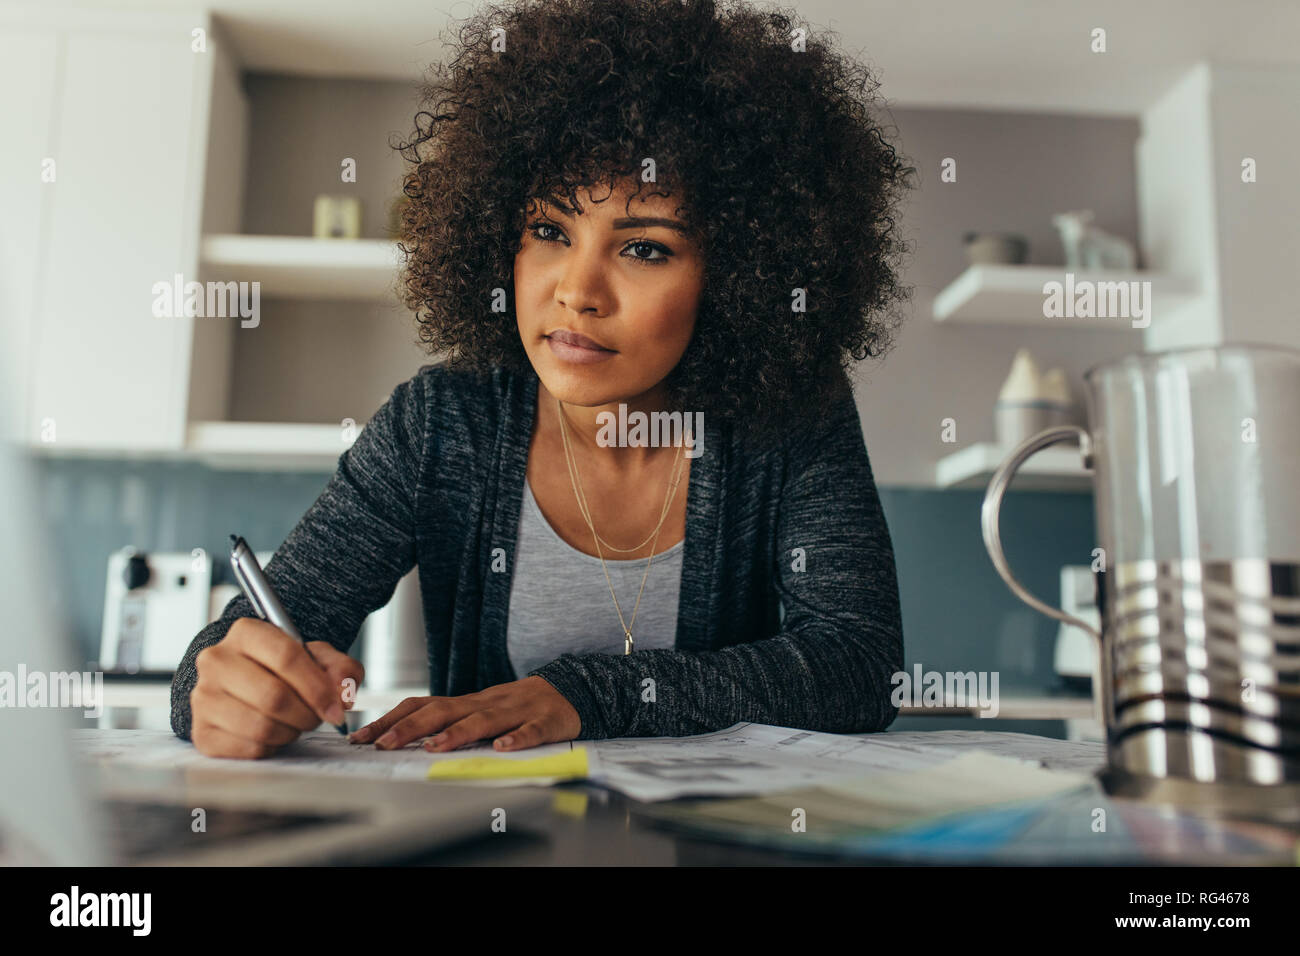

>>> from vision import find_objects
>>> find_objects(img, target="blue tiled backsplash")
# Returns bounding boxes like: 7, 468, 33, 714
36, 458, 1097, 699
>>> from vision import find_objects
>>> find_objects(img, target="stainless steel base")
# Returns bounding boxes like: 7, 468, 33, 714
1099, 766, 1300, 825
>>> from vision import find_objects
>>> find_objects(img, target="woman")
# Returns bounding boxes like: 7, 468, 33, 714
171, 0, 913, 758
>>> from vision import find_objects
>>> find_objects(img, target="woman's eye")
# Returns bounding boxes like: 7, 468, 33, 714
526, 223, 670, 266
528, 222, 563, 242
624, 240, 670, 264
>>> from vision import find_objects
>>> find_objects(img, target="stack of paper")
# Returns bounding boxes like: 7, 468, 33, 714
641, 751, 1092, 837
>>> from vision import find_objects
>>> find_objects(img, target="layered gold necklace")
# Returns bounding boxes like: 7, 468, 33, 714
555, 396, 687, 654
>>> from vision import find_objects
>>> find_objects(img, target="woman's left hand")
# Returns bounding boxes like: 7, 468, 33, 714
349, 676, 582, 752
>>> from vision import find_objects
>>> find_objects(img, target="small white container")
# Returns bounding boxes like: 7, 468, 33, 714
994, 350, 1077, 446
994, 400, 1072, 447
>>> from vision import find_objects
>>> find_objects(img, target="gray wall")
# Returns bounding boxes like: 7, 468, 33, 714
852, 107, 1145, 485
226, 299, 428, 423
240, 74, 417, 241
221, 75, 431, 425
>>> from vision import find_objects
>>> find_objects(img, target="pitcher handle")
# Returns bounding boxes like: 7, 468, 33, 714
980, 425, 1103, 641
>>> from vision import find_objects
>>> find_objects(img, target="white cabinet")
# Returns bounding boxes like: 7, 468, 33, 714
0, 26, 58, 442
1, 10, 218, 451
3, 9, 418, 468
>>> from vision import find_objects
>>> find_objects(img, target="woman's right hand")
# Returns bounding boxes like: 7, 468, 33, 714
189, 617, 364, 758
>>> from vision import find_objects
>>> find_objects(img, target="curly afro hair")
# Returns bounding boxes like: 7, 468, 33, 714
393, 0, 915, 444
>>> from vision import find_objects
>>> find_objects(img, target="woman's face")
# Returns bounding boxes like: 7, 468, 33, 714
514, 178, 705, 407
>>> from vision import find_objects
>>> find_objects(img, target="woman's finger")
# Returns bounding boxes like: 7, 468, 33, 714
350, 696, 431, 743
226, 621, 342, 726
491, 719, 553, 751
191, 718, 276, 760
193, 684, 303, 748
374, 698, 476, 750
305, 641, 365, 710
424, 708, 514, 752
210, 649, 321, 732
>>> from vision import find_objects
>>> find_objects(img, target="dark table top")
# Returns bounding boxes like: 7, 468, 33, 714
388, 782, 863, 866
390, 780, 1300, 867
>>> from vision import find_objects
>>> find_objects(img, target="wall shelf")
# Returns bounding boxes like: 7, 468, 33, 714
200, 234, 403, 300
185, 421, 359, 470
30, 422, 359, 470
932, 264, 1199, 326
934, 441, 1091, 491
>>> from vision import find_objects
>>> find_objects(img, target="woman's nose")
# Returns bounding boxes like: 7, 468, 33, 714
554, 251, 613, 315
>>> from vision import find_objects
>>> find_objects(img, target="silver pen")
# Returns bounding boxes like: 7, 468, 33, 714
228, 534, 348, 735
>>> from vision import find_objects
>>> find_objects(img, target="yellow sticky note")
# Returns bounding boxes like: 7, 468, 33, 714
426, 747, 589, 781
551, 790, 589, 818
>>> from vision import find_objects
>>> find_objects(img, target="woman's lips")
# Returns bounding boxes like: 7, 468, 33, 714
545, 330, 618, 365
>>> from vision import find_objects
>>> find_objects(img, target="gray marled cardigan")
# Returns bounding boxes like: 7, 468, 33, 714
170, 363, 904, 742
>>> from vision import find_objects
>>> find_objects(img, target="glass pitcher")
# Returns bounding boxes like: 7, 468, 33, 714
982, 345, 1300, 820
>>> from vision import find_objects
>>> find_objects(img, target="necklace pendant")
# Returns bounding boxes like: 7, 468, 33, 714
624, 630, 633, 654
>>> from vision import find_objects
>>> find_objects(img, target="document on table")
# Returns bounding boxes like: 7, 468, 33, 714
69, 729, 591, 786
841, 729, 1107, 775
585, 723, 1105, 802
643, 751, 1093, 834
71, 723, 1106, 801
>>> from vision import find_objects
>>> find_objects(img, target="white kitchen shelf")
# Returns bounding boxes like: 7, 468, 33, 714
185, 421, 359, 470
935, 441, 1092, 491
199, 234, 403, 300
932, 264, 1199, 326
31, 421, 358, 470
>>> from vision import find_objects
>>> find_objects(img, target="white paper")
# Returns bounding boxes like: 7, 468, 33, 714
69, 729, 590, 786
586, 724, 1105, 802
845, 729, 1107, 774
818, 752, 1091, 807
70, 724, 1105, 801
654, 752, 1094, 833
